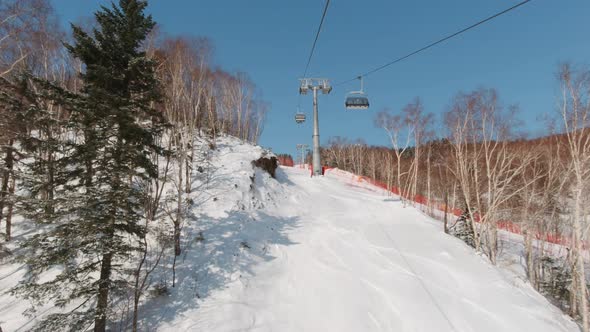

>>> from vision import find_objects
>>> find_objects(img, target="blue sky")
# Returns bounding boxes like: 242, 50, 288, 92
50, 0, 590, 157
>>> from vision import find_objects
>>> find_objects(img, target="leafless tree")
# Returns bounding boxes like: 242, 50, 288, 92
374, 108, 412, 203
445, 88, 535, 263
402, 98, 433, 203
558, 64, 590, 331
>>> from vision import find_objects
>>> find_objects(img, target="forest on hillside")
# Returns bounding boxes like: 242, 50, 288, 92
0, 0, 269, 330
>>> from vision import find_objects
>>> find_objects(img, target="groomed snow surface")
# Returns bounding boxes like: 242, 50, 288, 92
159, 145, 576, 331
0, 137, 580, 331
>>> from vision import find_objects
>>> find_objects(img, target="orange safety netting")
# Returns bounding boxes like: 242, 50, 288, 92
323, 167, 573, 247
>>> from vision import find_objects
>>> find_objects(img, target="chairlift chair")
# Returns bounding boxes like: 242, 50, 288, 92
345, 76, 370, 110
295, 112, 306, 124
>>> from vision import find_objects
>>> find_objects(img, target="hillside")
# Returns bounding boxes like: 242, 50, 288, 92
0, 136, 283, 331
0, 137, 577, 331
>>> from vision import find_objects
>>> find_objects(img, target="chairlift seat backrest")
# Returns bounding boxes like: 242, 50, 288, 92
345, 92, 369, 110
295, 113, 306, 123
345, 76, 370, 110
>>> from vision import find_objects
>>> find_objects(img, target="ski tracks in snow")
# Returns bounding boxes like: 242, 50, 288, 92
158, 166, 578, 332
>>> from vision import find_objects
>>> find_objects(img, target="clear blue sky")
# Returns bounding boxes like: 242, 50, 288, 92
50, 0, 590, 158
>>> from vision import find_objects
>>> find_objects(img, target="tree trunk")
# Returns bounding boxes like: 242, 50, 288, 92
466, 203, 481, 252
46, 149, 55, 215
571, 259, 579, 318
5, 176, 14, 241
94, 251, 113, 332
175, 142, 183, 257
524, 229, 536, 288
573, 186, 589, 331
132, 242, 147, 332
0, 171, 7, 227
84, 129, 95, 188
396, 155, 403, 202
172, 252, 178, 288
488, 222, 498, 265
0, 141, 14, 236
185, 147, 192, 194
426, 147, 431, 213
443, 191, 449, 234
413, 150, 419, 202
174, 221, 181, 257
523, 180, 540, 288
85, 157, 93, 187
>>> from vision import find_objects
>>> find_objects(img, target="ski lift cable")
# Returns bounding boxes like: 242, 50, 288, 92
297, 0, 330, 112
303, 0, 331, 78
334, 0, 533, 87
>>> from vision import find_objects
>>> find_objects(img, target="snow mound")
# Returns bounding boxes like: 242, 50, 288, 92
136, 136, 297, 330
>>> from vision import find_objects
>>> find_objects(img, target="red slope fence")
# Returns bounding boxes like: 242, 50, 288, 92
320, 166, 573, 248
277, 155, 294, 167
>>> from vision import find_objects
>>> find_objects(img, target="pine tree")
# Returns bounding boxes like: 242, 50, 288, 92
11, 1, 165, 331
0, 76, 25, 242
537, 255, 580, 315
449, 209, 477, 248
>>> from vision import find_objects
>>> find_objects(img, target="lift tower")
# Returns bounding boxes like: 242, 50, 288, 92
296, 144, 309, 167
299, 78, 331, 176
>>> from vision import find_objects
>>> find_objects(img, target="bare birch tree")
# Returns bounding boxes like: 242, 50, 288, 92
374, 108, 412, 203
558, 64, 590, 331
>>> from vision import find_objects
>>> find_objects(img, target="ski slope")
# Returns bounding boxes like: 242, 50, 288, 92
0, 137, 578, 331
158, 165, 577, 332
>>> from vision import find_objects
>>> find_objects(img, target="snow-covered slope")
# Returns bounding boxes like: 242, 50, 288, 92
0, 137, 579, 331
0, 136, 287, 331
156, 166, 577, 332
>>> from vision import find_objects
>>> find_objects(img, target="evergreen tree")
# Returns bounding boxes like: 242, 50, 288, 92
0, 76, 26, 242
538, 256, 573, 311
449, 209, 477, 248
11, 1, 165, 331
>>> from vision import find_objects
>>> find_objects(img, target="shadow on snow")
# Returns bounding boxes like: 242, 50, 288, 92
138, 209, 299, 330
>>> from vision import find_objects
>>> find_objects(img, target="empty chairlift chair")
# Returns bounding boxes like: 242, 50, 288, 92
295, 112, 306, 124
345, 76, 370, 110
